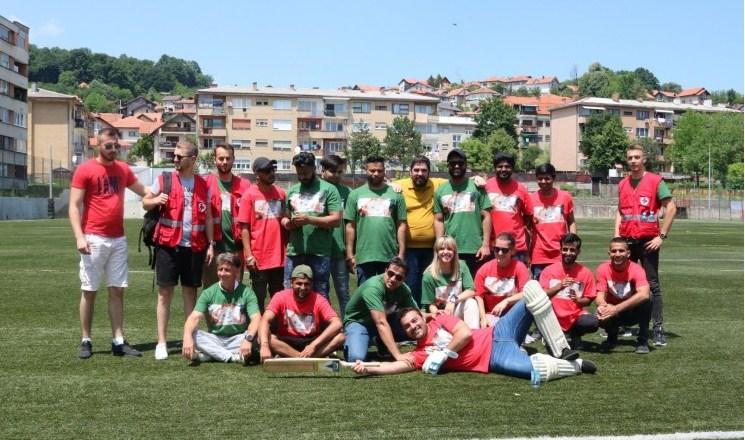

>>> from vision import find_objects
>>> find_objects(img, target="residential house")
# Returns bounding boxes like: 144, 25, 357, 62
502, 94, 572, 152
161, 95, 182, 113
524, 76, 559, 95
91, 113, 163, 163
437, 101, 461, 117
649, 87, 712, 106
155, 113, 195, 163
121, 96, 156, 116
415, 115, 476, 162
464, 87, 499, 107
0, 14, 29, 190
398, 78, 435, 93
447, 87, 469, 107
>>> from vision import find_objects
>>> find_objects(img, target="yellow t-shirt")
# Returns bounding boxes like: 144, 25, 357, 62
394, 177, 447, 249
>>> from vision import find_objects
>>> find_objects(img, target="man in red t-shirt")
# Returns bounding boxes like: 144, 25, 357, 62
596, 238, 652, 354
539, 233, 598, 350
529, 163, 576, 280
485, 151, 532, 264
69, 127, 146, 359
258, 265, 344, 361
239, 157, 287, 311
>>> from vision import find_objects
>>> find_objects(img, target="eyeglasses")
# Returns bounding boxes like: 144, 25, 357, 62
447, 161, 466, 167
495, 246, 511, 254
174, 154, 195, 160
102, 143, 121, 150
386, 270, 405, 281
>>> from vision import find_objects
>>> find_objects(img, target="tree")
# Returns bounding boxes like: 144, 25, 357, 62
473, 97, 517, 140
83, 92, 116, 112
489, 83, 506, 95
578, 69, 611, 97
383, 117, 424, 172
726, 163, 743, 190
613, 72, 647, 99
711, 89, 744, 106
519, 146, 543, 172
635, 137, 663, 172
346, 128, 382, 174
633, 67, 660, 91
578, 112, 629, 174
128, 134, 154, 166
515, 86, 530, 97
57, 70, 78, 89
199, 150, 215, 171
460, 129, 518, 172
530, 87, 541, 97
660, 82, 682, 93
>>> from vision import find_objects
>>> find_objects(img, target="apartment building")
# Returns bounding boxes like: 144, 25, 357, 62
650, 87, 712, 106
0, 15, 29, 190
91, 112, 163, 163
156, 113, 195, 163
28, 86, 92, 180
195, 84, 439, 173
502, 94, 571, 151
416, 115, 476, 162
549, 96, 739, 172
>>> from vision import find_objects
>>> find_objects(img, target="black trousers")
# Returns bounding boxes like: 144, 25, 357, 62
624, 237, 663, 329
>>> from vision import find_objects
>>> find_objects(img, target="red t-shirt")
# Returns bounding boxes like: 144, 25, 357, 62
485, 177, 532, 251
530, 189, 574, 265
71, 159, 137, 237
538, 262, 596, 331
266, 288, 338, 338
595, 261, 649, 305
474, 259, 530, 313
411, 314, 492, 373
237, 184, 287, 270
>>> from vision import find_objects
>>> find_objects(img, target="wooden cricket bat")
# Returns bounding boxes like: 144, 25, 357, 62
262, 358, 380, 374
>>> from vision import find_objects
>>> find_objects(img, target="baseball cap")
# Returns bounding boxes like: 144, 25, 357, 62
291, 264, 313, 280
447, 149, 466, 162
252, 157, 277, 173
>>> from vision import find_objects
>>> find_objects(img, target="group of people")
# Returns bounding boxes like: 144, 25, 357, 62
70, 126, 675, 385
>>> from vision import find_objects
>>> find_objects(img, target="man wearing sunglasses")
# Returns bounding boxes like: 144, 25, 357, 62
143, 140, 215, 360
70, 127, 147, 359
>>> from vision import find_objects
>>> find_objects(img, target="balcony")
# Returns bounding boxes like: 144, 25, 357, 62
161, 125, 194, 133
655, 118, 673, 128
322, 130, 347, 139
201, 127, 227, 137
519, 125, 539, 133
159, 141, 176, 149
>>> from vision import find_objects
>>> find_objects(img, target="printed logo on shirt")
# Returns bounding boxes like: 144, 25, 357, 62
357, 197, 392, 217
484, 276, 516, 296
639, 196, 650, 207
489, 193, 518, 213
290, 192, 325, 214
549, 278, 584, 299
95, 175, 121, 195
440, 192, 476, 214
207, 303, 246, 327
197, 201, 207, 213
534, 205, 563, 224
220, 193, 231, 212
435, 281, 462, 304
254, 200, 283, 220
425, 325, 454, 353
284, 309, 316, 336
608, 280, 633, 299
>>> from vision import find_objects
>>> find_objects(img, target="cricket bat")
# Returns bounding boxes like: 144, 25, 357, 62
262, 358, 380, 374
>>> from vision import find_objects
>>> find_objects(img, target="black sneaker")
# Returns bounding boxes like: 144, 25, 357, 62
112, 341, 143, 357
635, 343, 650, 354
559, 347, 580, 361
653, 327, 667, 347
578, 359, 597, 374
78, 340, 92, 359
569, 335, 583, 350
600, 340, 617, 351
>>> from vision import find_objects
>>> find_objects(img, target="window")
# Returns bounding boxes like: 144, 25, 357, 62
325, 103, 346, 116
202, 138, 216, 149
375, 104, 388, 111
299, 141, 321, 151
298, 100, 319, 113
16, 32, 26, 48
273, 120, 292, 131
230, 97, 251, 109
14, 112, 24, 127
636, 111, 650, 120
325, 122, 344, 132
327, 141, 345, 153
277, 160, 292, 171
128, 130, 138, 137
452, 134, 462, 149
233, 159, 251, 170
608, 108, 620, 116
231, 140, 251, 149
0, 53, 9, 69
352, 121, 369, 132
273, 99, 291, 110
0, 25, 9, 43
255, 99, 269, 106
202, 118, 224, 128
352, 102, 371, 113
536, 120, 544, 127
536, 135, 543, 142
374, 122, 387, 130
635, 128, 648, 138
465, 129, 473, 136
654, 128, 665, 139
256, 119, 269, 128
415, 105, 433, 114
232, 119, 251, 130
623, 111, 633, 116
273, 140, 292, 151
545, 121, 550, 127
392, 103, 409, 114
624, 127, 633, 134
0, 107, 9, 124
545, 134, 551, 142
255, 139, 269, 148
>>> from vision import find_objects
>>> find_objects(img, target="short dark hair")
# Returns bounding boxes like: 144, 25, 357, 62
98, 127, 121, 138
410, 155, 431, 171
535, 163, 556, 178
215, 143, 235, 156
560, 233, 582, 250
320, 155, 346, 171
397, 307, 422, 323
610, 237, 629, 249
365, 155, 385, 166
292, 152, 316, 167
493, 151, 516, 168
387, 256, 408, 274
494, 232, 516, 248
216, 252, 241, 268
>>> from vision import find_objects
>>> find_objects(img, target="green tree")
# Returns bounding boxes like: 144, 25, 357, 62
519, 146, 543, 172
578, 69, 611, 97
635, 137, 663, 172
383, 117, 424, 172
57, 70, 78, 89
613, 72, 647, 99
83, 92, 116, 112
530, 87, 541, 97
473, 97, 517, 140
489, 83, 506, 95
485, 129, 519, 159
726, 163, 743, 190
128, 134, 154, 166
660, 82, 682, 93
346, 128, 382, 175
460, 137, 491, 172
633, 67, 660, 91
515, 86, 530, 97
199, 150, 215, 170
711, 89, 744, 106
578, 112, 629, 174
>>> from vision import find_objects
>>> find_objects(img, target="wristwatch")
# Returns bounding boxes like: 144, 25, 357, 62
244, 333, 255, 342
660, 233, 668, 240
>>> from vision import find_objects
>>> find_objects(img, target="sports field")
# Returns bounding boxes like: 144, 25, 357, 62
0, 218, 742, 439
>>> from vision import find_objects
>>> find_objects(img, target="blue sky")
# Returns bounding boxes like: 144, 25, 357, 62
8, 0, 744, 92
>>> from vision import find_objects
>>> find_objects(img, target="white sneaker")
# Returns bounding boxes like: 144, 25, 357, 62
230, 352, 243, 363
197, 351, 212, 362
154, 343, 168, 360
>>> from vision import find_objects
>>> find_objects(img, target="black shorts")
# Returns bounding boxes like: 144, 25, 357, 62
155, 246, 205, 288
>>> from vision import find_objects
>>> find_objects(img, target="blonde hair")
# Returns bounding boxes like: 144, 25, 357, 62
427, 236, 461, 284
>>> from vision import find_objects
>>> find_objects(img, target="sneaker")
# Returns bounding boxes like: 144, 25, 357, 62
621, 326, 633, 338
196, 351, 213, 362
653, 327, 667, 347
578, 359, 597, 374
154, 343, 168, 360
230, 353, 243, 363
523, 334, 536, 345
78, 340, 92, 359
635, 343, 650, 354
569, 335, 583, 350
600, 337, 617, 351
559, 347, 580, 361
112, 341, 142, 357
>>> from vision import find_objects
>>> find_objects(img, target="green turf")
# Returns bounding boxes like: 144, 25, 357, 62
0, 219, 742, 439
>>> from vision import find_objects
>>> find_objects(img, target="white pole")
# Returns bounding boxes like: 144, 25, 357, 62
49, 144, 53, 199
708, 145, 712, 212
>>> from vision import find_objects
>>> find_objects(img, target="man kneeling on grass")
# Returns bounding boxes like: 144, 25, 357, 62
258, 265, 344, 361
182, 252, 261, 364
352, 280, 597, 385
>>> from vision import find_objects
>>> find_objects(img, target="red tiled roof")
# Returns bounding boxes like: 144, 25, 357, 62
355, 84, 384, 92
677, 87, 707, 97
525, 76, 557, 85
502, 94, 572, 115
137, 112, 163, 123
468, 87, 498, 95
94, 112, 123, 124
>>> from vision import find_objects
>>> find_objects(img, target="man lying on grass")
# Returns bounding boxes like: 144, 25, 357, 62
352, 280, 597, 385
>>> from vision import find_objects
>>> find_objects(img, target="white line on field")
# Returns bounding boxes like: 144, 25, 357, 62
476, 431, 744, 440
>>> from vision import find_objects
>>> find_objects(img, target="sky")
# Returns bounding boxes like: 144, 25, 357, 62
7, 0, 744, 92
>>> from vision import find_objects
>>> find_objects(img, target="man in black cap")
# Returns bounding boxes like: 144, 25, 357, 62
433, 149, 493, 276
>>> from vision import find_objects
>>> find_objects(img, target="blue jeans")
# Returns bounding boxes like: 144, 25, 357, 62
356, 261, 388, 286
329, 256, 350, 316
344, 317, 408, 362
488, 300, 534, 379
284, 255, 331, 299
404, 248, 434, 306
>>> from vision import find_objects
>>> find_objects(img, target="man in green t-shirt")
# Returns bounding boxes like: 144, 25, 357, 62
434, 149, 492, 276
344, 155, 408, 284
343, 257, 417, 362
181, 252, 261, 364
320, 155, 351, 314
282, 152, 342, 299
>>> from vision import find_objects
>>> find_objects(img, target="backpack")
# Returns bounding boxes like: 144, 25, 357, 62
139, 172, 172, 269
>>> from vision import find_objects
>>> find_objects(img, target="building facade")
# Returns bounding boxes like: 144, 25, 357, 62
503, 94, 571, 152
416, 115, 476, 162
0, 15, 29, 190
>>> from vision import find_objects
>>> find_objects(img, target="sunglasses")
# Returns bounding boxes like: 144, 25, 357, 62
174, 154, 195, 160
447, 161, 466, 167
102, 143, 121, 150
385, 270, 405, 281
495, 246, 511, 254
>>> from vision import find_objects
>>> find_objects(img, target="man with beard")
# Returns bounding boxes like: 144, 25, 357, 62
282, 152, 342, 299
433, 149, 492, 276
70, 127, 147, 359
345, 155, 408, 284
238, 157, 287, 311
203, 144, 251, 287
143, 140, 215, 360
538, 233, 598, 349
319, 155, 351, 314
486, 152, 533, 264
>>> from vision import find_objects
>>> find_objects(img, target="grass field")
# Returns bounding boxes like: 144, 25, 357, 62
0, 218, 742, 439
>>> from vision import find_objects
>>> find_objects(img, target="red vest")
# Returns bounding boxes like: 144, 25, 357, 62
206, 173, 251, 244
618, 172, 663, 239
155, 172, 210, 251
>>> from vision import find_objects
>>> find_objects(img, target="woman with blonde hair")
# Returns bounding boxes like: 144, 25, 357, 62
421, 236, 480, 329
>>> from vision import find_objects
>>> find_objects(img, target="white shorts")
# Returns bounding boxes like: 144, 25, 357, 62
79, 234, 129, 291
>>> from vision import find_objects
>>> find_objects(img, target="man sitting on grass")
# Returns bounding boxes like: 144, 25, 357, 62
352, 280, 596, 385
258, 265, 344, 362
181, 252, 261, 364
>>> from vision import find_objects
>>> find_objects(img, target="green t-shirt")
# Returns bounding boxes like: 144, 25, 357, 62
631, 176, 672, 200
433, 179, 492, 254
343, 274, 417, 326
286, 178, 342, 257
195, 282, 260, 336
344, 184, 407, 265
421, 260, 474, 308
217, 179, 236, 252
330, 182, 351, 259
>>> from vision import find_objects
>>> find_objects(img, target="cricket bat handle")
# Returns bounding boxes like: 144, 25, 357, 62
339, 361, 381, 368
